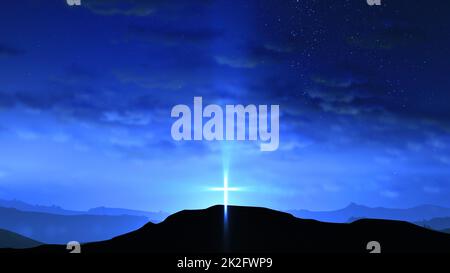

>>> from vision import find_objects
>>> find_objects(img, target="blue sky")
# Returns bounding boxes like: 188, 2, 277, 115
0, 0, 449, 212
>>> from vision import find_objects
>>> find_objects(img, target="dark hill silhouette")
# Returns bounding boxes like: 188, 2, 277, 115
8, 205, 450, 253
0, 229, 42, 249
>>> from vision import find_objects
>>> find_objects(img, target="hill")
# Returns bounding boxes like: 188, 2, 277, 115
11, 205, 450, 253
0, 229, 42, 249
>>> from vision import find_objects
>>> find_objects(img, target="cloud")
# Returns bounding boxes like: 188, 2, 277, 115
5, 88, 102, 117
116, 72, 185, 90
311, 73, 366, 89
113, 51, 216, 92
0, 44, 24, 57
263, 43, 293, 53
423, 186, 440, 194
307, 87, 362, 104
380, 190, 399, 199
278, 139, 312, 151
83, 0, 211, 17
16, 130, 39, 140
318, 101, 363, 116
52, 133, 70, 143
322, 183, 340, 192
426, 136, 447, 150
305, 72, 383, 116
109, 136, 147, 148
0, 92, 15, 108
128, 25, 221, 46
0, 87, 118, 131
0, 64, 106, 115
215, 44, 292, 69
83, 0, 160, 16
0, 67, 174, 132
101, 111, 152, 126
347, 24, 427, 50
438, 156, 450, 165
61, 63, 100, 83
214, 55, 259, 69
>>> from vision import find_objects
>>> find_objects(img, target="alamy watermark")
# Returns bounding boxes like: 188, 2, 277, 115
66, 0, 81, 6
366, 0, 381, 6
171, 97, 280, 152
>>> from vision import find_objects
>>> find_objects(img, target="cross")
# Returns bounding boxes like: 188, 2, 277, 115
210, 174, 239, 215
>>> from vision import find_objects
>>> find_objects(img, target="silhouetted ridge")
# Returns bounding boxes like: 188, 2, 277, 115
4, 205, 450, 253
81, 205, 450, 253
0, 229, 42, 249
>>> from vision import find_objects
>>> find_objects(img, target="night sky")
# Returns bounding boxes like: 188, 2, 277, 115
0, 0, 449, 212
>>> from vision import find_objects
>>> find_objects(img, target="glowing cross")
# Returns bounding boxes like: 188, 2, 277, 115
210, 173, 239, 214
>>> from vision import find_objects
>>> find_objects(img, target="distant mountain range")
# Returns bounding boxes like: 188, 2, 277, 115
0, 229, 42, 249
287, 203, 450, 223
0, 198, 82, 215
0, 198, 169, 222
3, 198, 448, 226
6, 205, 450, 253
87, 206, 169, 222
0, 199, 167, 245
414, 217, 450, 231
0, 207, 149, 244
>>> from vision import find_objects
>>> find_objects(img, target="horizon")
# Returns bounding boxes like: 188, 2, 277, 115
1, 197, 449, 215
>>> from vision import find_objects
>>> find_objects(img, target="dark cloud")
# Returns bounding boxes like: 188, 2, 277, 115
83, 0, 211, 17
0, 92, 15, 108
347, 25, 427, 50
83, 0, 162, 16
64, 63, 100, 81
128, 25, 222, 46
0, 44, 24, 56
247, 45, 292, 64
11, 89, 102, 116
215, 44, 292, 68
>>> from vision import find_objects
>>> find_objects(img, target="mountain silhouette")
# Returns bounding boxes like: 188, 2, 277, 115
0, 198, 82, 215
87, 207, 169, 222
0, 229, 42, 249
9, 205, 450, 253
414, 217, 450, 231
288, 203, 450, 223
0, 198, 169, 222
0, 207, 149, 244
